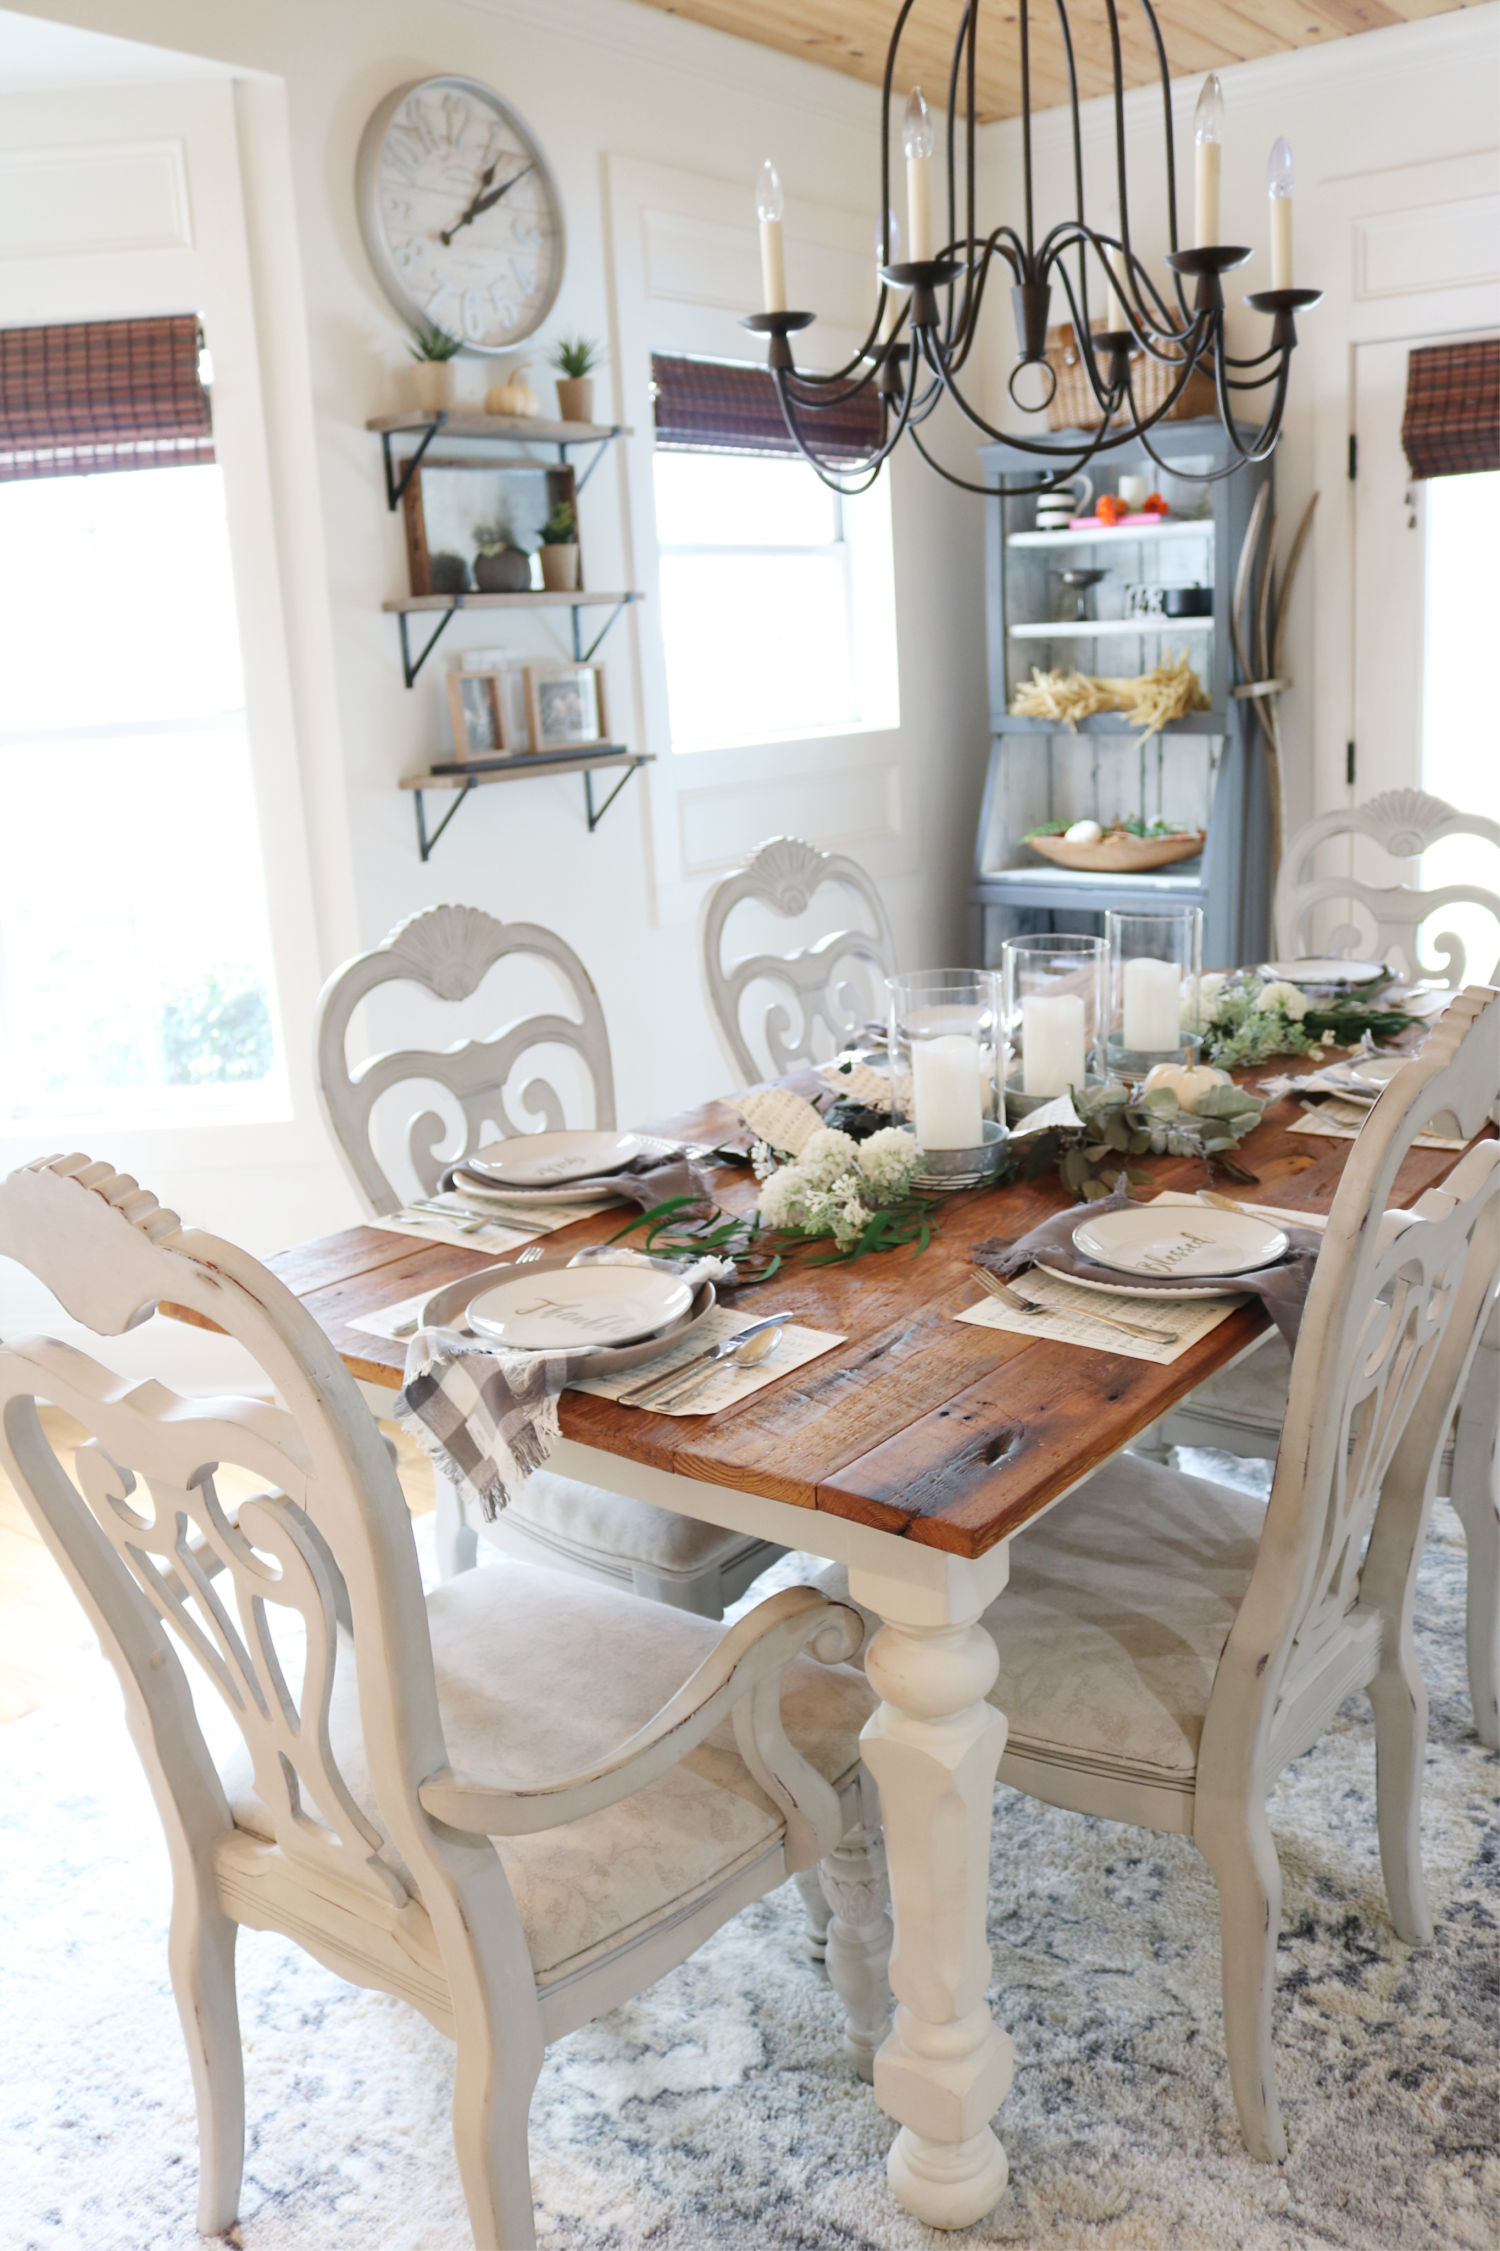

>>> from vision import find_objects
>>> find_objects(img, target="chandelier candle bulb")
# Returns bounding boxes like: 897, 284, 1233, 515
902, 88, 936, 264
1122, 957, 1184, 1054
1268, 137, 1294, 290
911, 1033, 984, 1149
875, 208, 902, 342
1104, 252, 1127, 335
1021, 994, 1086, 1097
1193, 75, 1224, 249
756, 160, 786, 314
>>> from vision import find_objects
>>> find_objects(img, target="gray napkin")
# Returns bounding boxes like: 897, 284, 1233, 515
972, 1184, 1323, 1345
444, 1149, 716, 1214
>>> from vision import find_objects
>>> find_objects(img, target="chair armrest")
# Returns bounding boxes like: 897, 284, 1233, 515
417, 1584, 860, 1857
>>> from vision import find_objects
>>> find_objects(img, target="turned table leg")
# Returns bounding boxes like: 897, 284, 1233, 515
850, 1549, 1013, 2231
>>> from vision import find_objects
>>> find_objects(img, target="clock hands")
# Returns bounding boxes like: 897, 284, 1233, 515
439, 158, 535, 246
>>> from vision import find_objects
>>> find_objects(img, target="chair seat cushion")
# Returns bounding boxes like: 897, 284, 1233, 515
221, 1559, 873, 1984
1177, 1331, 1292, 1436
507, 1468, 764, 1575
982, 1453, 1266, 1785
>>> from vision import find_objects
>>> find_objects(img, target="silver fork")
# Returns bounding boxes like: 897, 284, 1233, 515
973, 1267, 1178, 1344
389, 1245, 545, 1337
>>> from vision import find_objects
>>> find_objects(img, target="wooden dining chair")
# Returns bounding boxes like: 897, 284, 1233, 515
699, 835, 897, 1081
0, 1152, 892, 2251
1272, 787, 1500, 986
314, 904, 784, 1615
968, 987, 1499, 2160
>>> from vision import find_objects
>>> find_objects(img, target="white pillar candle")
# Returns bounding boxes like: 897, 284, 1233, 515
1021, 994, 1086, 1096
903, 87, 935, 264
1193, 75, 1224, 250
912, 1034, 984, 1148
1267, 137, 1294, 290
1122, 957, 1183, 1054
756, 160, 786, 314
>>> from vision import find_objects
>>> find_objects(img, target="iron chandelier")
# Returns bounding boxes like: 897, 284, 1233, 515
742, 0, 1321, 495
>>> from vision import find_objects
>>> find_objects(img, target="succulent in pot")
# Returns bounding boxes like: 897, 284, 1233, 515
550, 334, 602, 424
537, 498, 580, 592
406, 320, 461, 412
472, 518, 533, 593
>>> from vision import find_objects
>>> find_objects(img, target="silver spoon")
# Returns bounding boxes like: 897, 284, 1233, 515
645, 1323, 788, 1410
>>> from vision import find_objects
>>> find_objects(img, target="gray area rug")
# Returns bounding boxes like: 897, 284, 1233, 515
1, 1472, 1495, 2251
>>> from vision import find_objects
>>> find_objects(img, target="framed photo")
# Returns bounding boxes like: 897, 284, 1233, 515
402, 457, 578, 597
446, 669, 505, 761
525, 662, 608, 752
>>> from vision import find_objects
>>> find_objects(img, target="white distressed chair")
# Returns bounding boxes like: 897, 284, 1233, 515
0, 1153, 892, 2251
1272, 787, 1500, 986
314, 905, 784, 1616
699, 835, 897, 1081
968, 988, 1499, 2160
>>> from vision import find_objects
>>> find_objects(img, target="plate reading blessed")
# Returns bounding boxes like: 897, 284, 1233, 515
1072, 1205, 1289, 1279
466, 1265, 693, 1351
464, 1131, 644, 1188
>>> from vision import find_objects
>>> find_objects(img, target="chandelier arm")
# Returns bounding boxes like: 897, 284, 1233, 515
1050, 259, 1213, 422
766, 348, 921, 494
1210, 332, 1290, 462
905, 419, 1115, 499
1020, 0, 1035, 261
878, 0, 923, 272
940, 227, 1025, 369
942, 4, 974, 351
1041, 224, 1193, 352
1104, 2, 1136, 292
927, 345, 1139, 472
1139, 0, 1181, 259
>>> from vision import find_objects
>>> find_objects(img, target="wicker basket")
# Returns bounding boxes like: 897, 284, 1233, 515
1046, 323, 1219, 434
1027, 829, 1206, 873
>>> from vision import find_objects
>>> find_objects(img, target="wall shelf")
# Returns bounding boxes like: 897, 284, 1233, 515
399, 746, 654, 861
1009, 616, 1213, 640
367, 410, 632, 510
381, 590, 645, 686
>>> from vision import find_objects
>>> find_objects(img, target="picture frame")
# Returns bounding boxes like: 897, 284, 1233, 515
445, 669, 505, 761
525, 662, 609, 752
402, 456, 579, 598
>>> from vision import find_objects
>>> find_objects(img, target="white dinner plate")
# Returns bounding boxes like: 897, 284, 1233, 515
1316, 1053, 1407, 1099
1259, 957, 1388, 988
1036, 1260, 1248, 1301
1072, 1205, 1289, 1278
464, 1130, 645, 1188
419, 1261, 715, 1376
447, 1172, 624, 1212
466, 1263, 692, 1351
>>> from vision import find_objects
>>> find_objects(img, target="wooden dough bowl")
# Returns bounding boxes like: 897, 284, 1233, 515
1027, 829, 1206, 872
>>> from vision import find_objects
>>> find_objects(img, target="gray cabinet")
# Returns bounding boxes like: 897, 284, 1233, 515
970, 420, 1272, 971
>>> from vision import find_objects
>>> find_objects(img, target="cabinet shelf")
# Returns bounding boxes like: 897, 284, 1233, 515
400, 746, 654, 860
1007, 518, 1214, 551
1009, 616, 1213, 640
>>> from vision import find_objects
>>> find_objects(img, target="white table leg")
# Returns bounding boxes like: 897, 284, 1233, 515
851, 1547, 1013, 2231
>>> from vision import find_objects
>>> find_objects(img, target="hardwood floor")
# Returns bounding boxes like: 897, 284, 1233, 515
0, 1407, 435, 1727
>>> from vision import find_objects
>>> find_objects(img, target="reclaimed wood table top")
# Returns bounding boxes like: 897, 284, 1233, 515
170, 1065, 1468, 1563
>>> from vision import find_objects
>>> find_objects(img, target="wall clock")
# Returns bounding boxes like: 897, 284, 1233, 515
356, 75, 565, 353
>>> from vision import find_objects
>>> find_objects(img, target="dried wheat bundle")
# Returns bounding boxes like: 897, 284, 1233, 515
1098, 652, 1212, 741
1008, 667, 1116, 728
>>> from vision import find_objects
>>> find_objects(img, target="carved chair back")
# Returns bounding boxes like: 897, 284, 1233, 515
1201, 987, 1500, 1794
1274, 790, 1500, 986
315, 906, 617, 1213
0, 1155, 517, 1977
699, 836, 897, 1081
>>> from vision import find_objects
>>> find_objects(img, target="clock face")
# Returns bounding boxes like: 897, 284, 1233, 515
357, 76, 565, 353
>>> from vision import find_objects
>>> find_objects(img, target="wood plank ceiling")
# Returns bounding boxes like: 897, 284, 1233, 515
630, 0, 1477, 122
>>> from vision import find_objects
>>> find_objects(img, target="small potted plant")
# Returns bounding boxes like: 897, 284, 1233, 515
407, 321, 462, 412
472, 514, 533, 593
537, 498, 580, 592
550, 335, 602, 424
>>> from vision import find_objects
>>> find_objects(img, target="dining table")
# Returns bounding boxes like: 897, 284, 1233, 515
166, 1054, 1470, 2231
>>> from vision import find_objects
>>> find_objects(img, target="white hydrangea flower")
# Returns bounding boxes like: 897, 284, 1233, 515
749, 1139, 777, 1182
1254, 978, 1308, 1020
1190, 970, 1230, 1026
756, 1165, 810, 1230
855, 1126, 919, 1196
796, 1126, 861, 1188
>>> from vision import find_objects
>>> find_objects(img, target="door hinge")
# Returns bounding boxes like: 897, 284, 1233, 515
1348, 433, 1358, 480
1346, 740, 1357, 786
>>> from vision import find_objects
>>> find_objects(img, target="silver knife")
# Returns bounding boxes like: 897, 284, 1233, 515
616, 1312, 794, 1406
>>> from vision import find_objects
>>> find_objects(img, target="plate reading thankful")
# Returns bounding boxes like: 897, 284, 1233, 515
1072, 1205, 1289, 1279
464, 1131, 644, 1187
466, 1265, 692, 1351
1259, 957, 1388, 987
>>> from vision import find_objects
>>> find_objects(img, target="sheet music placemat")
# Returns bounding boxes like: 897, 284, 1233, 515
1289, 1098, 1467, 1152
957, 1269, 1243, 1364
572, 1307, 845, 1415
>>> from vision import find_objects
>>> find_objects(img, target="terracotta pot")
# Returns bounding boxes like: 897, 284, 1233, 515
555, 375, 595, 425
410, 360, 456, 413
474, 547, 533, 593
538, 543, 581, 593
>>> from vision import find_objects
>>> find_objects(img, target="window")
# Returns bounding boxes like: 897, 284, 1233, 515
0, 319, 286, 1130
651, 356, 898, 754
1420, 466, 1500, 976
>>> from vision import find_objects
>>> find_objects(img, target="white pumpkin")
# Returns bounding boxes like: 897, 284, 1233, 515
1142, 1060, 1231, 1113
484, 364, 539, 417
1063, 818, 1103, 842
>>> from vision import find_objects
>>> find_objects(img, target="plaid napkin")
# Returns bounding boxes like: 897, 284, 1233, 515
443, 1149, 716, 1214
396, 1247, 731, 1519
972, 1183, 1324, 1345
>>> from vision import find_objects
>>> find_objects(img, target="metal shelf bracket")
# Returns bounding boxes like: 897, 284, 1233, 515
584, 760, 642, 832
398, 600, 464, 688
412, 777, 476, 862
570, 595, 635, 664
381, 419, 444, 511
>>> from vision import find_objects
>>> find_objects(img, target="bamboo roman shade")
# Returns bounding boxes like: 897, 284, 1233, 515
651, 352, 882, 461
0, 315, 213, 482
1400, 338, 1500, 481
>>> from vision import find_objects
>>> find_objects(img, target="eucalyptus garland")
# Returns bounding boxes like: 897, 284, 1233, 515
1197, 969, 1417, 1069
1018, 1078, 1268, 1199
